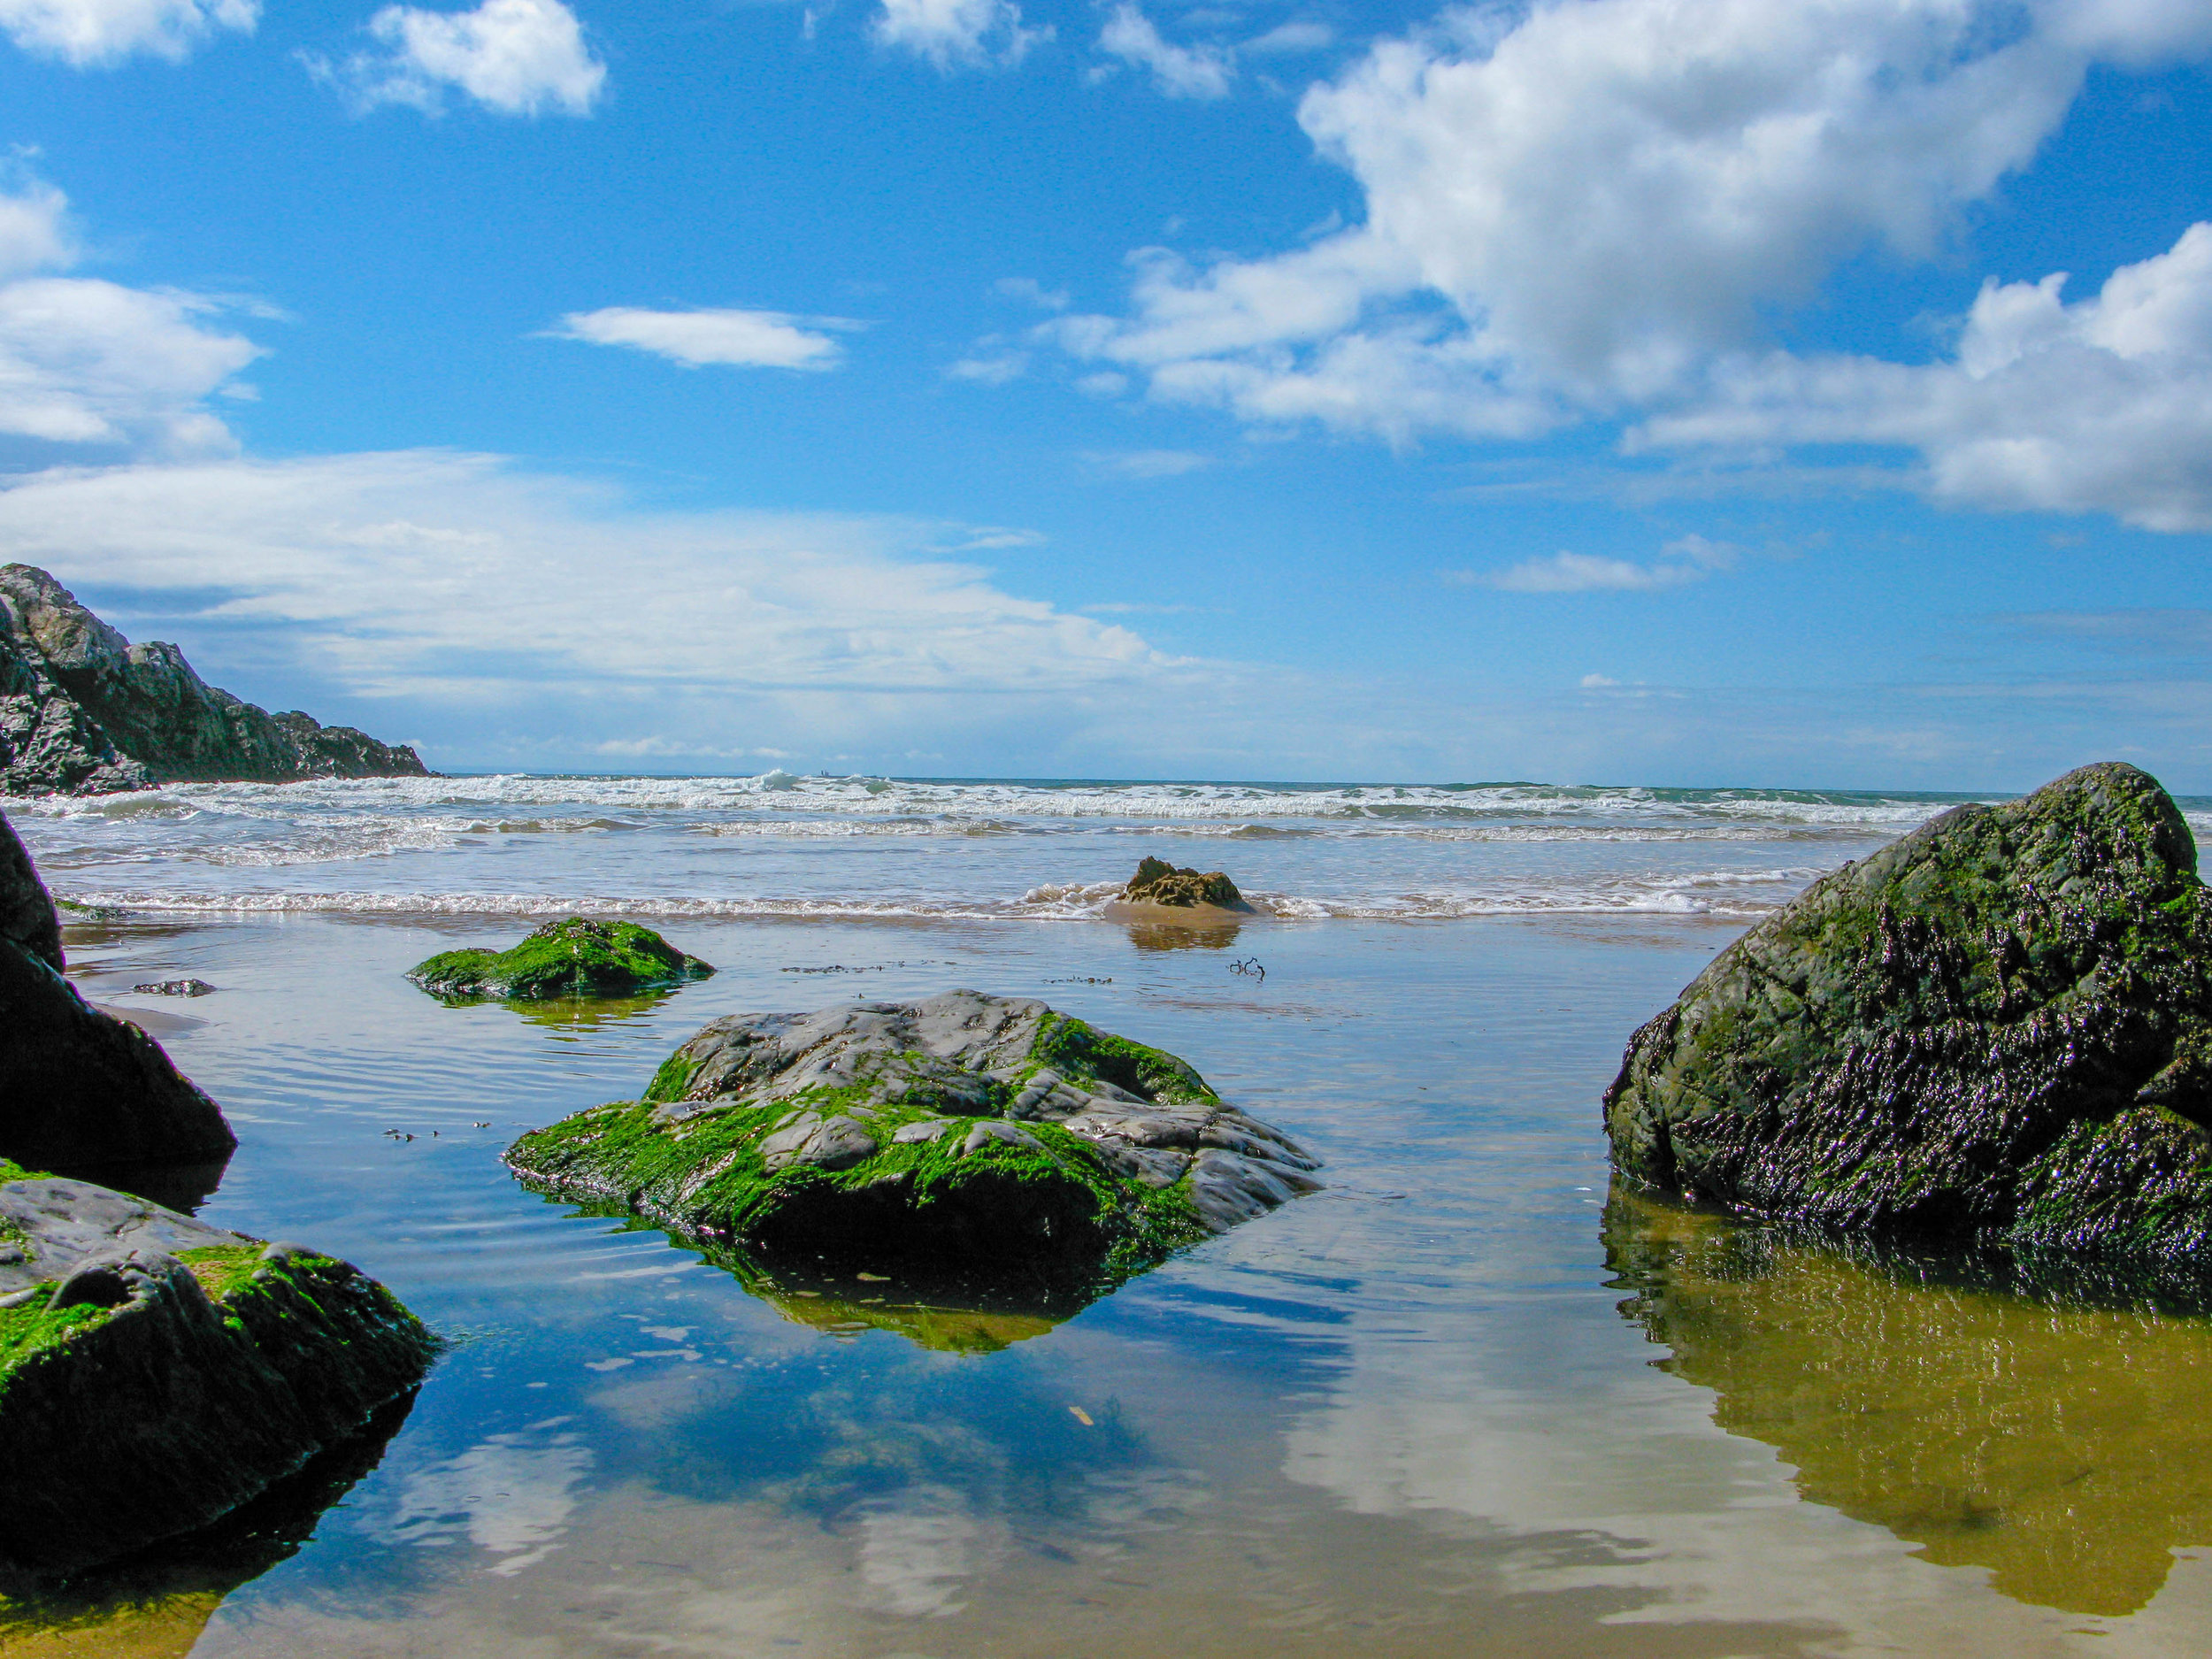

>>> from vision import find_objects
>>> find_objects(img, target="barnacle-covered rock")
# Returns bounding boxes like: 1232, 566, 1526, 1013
1603, 762, 2212, 1256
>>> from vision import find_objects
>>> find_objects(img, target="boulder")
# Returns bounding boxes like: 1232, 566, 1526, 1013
1603, 762, 2212, 1256
0, 810, 234, 1172
1122, 856, 1253, 910
407, 916, 716, 1001
0, 565, 429, 795
0, 1165, 437, 1577
505, 989, 1317, 1292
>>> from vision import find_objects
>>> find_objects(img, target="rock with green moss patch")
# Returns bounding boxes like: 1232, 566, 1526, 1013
1604, 761, 2212, 1257
1122, 856, 1252, 910
407, 916, 714, 1001
0, 1162, 437, 1577
505, 989, 1317, 1293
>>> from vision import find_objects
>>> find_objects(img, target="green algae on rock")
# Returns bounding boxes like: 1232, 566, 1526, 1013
1121, 856, 1253, 911
407, 916, 714, 1002
0, 1168, 437, 1578
1603, 761, 2212, 1257
505, 989, 1318, 1294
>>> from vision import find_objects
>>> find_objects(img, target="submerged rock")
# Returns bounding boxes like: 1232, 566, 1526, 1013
504, 989, 1317, 1291
408, 916, 716, 1001
1603, 762, 2212, 1256
0, 564, 429, 796
0, 1164, 437, 1578
0, 810, 234, 1172
1122, 856, 1252, 910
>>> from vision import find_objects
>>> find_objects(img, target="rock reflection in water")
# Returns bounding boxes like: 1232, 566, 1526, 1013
1123, 918, 1244, 952
483, 989, 678, 1032
1603, 1187, 2212, 1617
0, 1394, 415, 1658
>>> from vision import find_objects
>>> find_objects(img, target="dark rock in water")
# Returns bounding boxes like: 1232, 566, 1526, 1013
407, 917, 716, 1001
0, 564, 429, 796
134, 979, 215, 998
0, 1165, 437, 1578
1603, 761, 2212, 1256
0, 810, 234, 1171
1123, 856, 1253, 910
505, 989, 1318, 1294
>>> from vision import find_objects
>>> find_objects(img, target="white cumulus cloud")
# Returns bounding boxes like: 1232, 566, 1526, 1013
1049, 0, 2212, 529
312, 0, 605, 118
0, 175, 260, 459
0, 0, 255, 65
872, 0, 1046, 71
1097, 4, 1233, 98
550, 307, 850, 372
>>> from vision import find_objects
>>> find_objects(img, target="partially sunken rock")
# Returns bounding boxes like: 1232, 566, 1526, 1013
505, 990, 1317, 1293
1604, 762, 2212, 1257
0, 810, 234, 1172
0, 1166, 436, 1578
0, 565, 429, 796
408, 917, 716, 1001
1123, 856, 1252, 910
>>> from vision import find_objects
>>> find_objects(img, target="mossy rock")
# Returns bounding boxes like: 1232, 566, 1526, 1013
407, 916, 714, 1002
1123, 856, 1252, 910
0, 1167, 438, 1578
505, 989, 1318, 1298
1603, 762, 2212, 1256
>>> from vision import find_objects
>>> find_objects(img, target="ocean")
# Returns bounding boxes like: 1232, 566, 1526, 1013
7, 773, 2212, 1656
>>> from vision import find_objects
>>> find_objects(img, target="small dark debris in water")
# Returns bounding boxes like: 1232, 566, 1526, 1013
384, 1130, 415, 1142
780, 959, 952, 975
133, 978, 215, 996
1228, 957, 1266, 982
472, 1121, 492, 1128
1046, 975, 1112, 985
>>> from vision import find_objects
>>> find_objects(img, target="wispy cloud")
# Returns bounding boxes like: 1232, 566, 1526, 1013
0, 0, 257, 66
872, 0, 1047, 71
1081, 448, 1212, 479
1096, 4, 1233, 98
549, 307, 853, 371
307, 0, 605, 118
1456, 534, 1740, 595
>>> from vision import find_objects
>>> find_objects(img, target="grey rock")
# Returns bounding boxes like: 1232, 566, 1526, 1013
962, 1120, 1044, 1157
892, 1118, 955, 1144
0, 565, 430, 796
0, 1170, 435, 1576
134, 978, 215, 997
0, 806, 235, 1172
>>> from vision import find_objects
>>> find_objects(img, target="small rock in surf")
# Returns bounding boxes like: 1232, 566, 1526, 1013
407, 916, 715, 1002
1122, 856, 1253, 910
1603, 761, 2212, 1258
503, 989, 1317, 1293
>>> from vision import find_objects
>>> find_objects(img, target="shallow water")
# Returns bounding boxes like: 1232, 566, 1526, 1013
9, 777, 2212, 1656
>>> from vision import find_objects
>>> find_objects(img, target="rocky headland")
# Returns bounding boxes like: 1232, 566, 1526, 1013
0, 564, 428, 796
408, 916, 717, 1001
1603, 762, 2212, 1258
505, 989, 1317, 1295
0, 1169, 436, 1578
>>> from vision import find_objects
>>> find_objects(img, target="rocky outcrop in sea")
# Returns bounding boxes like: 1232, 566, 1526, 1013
0, 564, 429, 796
1603, 762, 2212, 1257
1121, 856, 1252, 910
505, 989, 1318, 1295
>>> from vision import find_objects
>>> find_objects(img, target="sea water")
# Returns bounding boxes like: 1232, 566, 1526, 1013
6, 774, 2212, 1657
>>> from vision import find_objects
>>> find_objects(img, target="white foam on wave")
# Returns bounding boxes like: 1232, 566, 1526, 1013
64, 861, 1817, 925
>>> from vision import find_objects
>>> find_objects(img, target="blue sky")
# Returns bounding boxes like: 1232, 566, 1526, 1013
1, 0, 2210, 787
